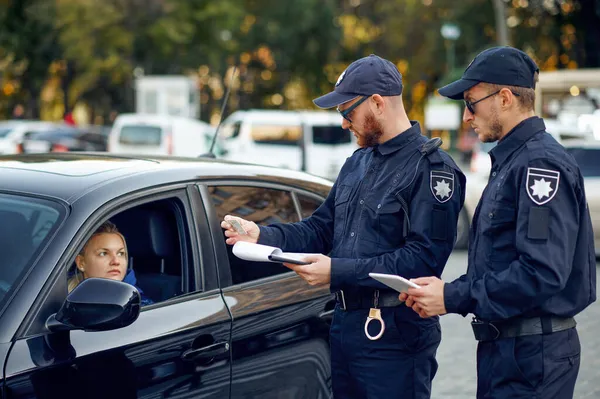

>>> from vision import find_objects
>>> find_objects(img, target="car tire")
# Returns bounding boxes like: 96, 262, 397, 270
454, 208, 470, 250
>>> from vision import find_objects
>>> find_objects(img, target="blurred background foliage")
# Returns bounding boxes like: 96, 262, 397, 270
0, 0, 599, 124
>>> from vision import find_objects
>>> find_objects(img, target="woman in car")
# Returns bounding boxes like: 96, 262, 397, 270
68, 220, 153, 306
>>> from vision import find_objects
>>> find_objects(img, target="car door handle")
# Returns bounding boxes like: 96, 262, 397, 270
181, 341, 230, 362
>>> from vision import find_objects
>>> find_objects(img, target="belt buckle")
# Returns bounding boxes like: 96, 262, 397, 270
336, 290, 346, 311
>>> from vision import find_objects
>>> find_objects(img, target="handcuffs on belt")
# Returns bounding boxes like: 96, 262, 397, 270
364, 290, 385, 340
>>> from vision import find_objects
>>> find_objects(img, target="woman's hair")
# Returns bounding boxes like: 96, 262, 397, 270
67, 220, 127, 292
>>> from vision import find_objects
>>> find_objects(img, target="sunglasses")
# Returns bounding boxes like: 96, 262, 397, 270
464, 89, 521, 115
338, 96, 369, 123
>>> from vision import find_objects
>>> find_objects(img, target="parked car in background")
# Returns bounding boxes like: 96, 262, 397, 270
0, 120, 59, 155
108, 113, 215, 157
18, 126, 107, 153
0, 153, 333, 398
220, 110, 356, 181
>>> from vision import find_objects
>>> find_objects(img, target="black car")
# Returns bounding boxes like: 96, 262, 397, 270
18, 126, 108, 153
0, 153, 334, 398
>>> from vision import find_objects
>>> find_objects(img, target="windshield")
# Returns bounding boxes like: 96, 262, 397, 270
565, 147, 600, 177
312, 125, 352, 145
119, 125, 163, 146
0, 194, 64, 309
0, 125, 19, 138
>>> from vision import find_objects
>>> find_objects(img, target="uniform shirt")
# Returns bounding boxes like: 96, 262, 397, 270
444, 117, 597, 321
259, 122, 465, 308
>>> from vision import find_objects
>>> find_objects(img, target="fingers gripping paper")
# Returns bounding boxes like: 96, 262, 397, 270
232, 242, 313, 265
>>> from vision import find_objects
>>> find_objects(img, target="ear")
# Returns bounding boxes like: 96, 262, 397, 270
370, 94, 386, 115
75, 255, 84, 271
499, 88, 514, 109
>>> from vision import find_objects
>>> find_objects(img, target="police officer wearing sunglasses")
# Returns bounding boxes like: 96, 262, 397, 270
222, 54, 466, 398
401, 46, 597, 398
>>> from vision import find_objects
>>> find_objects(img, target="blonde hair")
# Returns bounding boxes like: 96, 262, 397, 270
68, 221, 128, 292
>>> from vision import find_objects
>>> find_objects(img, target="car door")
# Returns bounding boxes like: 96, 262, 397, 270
198, 182, 335, 398
3, 188, 232, 399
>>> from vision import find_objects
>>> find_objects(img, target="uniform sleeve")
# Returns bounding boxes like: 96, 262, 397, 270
444, 160, 580, 320
257, 181, 336, 255
330, 164, 465, 291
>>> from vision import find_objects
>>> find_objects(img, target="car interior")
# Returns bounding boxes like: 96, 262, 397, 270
67, 198, 188, 305
111, 199, 186, 303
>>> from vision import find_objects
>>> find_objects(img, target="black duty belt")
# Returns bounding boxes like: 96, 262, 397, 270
471, 316, 576, 342
335, 289, 402, 311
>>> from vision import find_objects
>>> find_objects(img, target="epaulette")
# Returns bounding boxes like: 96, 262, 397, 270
419, 137, 444, 166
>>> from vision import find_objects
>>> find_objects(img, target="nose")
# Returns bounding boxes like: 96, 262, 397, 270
463, 106, 474, 123
110, 254, 121, 265
341, 118, 351, 130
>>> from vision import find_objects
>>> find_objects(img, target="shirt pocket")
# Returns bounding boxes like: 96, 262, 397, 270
482, 200, 518, 265
334, 184, 353, 240
362, 195, 405, 255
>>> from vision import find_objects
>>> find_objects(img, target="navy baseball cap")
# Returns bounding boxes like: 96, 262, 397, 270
313, 54, 403, 109
438, 46, 539, 100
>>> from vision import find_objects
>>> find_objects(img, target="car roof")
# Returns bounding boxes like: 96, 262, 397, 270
0, 153, 333, 203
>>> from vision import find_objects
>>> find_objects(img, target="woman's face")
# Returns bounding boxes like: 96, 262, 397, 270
76, 233, 127, 281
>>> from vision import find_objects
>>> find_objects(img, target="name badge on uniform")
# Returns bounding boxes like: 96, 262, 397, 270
430, 170, 454, 203
526, 167, 560, 205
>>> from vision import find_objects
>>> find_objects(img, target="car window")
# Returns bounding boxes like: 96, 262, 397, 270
297, 193, 323, 219
312, 125, 351, 144
0, 194, 65, 309
69, 197, 193, 306
208, 185, 299, 284
0, 127, 15, 138
250, 124, 302, 146
565, 147, 600, 177
118, 125, 163, 146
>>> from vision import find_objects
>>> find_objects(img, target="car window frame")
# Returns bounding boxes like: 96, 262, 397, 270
197, 179, 327, 290
15, 184, 209, 339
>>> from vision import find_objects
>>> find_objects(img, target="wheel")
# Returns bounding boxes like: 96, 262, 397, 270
454, 208, 470, 249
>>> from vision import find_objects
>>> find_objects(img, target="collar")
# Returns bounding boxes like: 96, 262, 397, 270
376, 121, 422, 156
489, 116, 546, 167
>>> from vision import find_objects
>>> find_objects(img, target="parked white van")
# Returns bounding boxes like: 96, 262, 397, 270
219, 110, 356, 180
108, 113, 214, 156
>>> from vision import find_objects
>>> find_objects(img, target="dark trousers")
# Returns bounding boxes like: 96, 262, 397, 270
330, 305, 441, 399
476, 327, 580, 399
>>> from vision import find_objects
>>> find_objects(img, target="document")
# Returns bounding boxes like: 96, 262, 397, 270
232, 242, 315, 265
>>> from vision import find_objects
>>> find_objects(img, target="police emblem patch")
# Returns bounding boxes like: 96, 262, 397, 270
430, 170, 454, 203
336, 69, 346, 87
526, 167, 560, 205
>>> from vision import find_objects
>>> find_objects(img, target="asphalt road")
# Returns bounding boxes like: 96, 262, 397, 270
430, 250, 600, 399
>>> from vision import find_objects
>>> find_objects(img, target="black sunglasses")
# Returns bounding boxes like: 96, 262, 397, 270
464, 89, 520, 115
338, 96, 369, 123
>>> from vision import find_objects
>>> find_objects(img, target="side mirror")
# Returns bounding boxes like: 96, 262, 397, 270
46, 278, 141, 332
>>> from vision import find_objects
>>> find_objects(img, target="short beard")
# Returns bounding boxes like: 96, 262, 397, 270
481, 106, 503, 143
358, 112, 384, 148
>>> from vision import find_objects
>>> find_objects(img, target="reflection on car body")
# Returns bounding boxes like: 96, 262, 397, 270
0, 153, 334, 398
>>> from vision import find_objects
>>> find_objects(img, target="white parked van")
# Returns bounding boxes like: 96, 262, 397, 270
108, 113, 214, 156
219, 110, 356, 180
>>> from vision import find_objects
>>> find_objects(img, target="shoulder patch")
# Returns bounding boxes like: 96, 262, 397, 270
526, 167, 560, 205
430, 170, 454, 203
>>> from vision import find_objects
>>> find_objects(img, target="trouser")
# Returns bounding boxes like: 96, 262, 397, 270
330, 305, 441, 399
476, 327, 580, 399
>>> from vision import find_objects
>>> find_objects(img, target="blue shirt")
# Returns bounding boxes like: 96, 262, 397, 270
259, 122, 465, 314
444, 117, 597, 321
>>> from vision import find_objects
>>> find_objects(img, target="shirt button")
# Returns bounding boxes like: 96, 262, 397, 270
393, 179, 397, 184
396, 173, 400, 177
377, 204, 382, 209
488, 212, 494, 218
351, 232, 355, 237
360, 199, 364, 205
492, 172, 497, 177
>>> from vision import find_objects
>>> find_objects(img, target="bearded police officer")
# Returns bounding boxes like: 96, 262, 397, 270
222, 54, 466, 398
402, 46, 597, 399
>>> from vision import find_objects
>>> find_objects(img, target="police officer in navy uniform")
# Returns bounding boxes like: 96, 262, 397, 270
222, 54, 466, 398
402, 46, 597, 399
